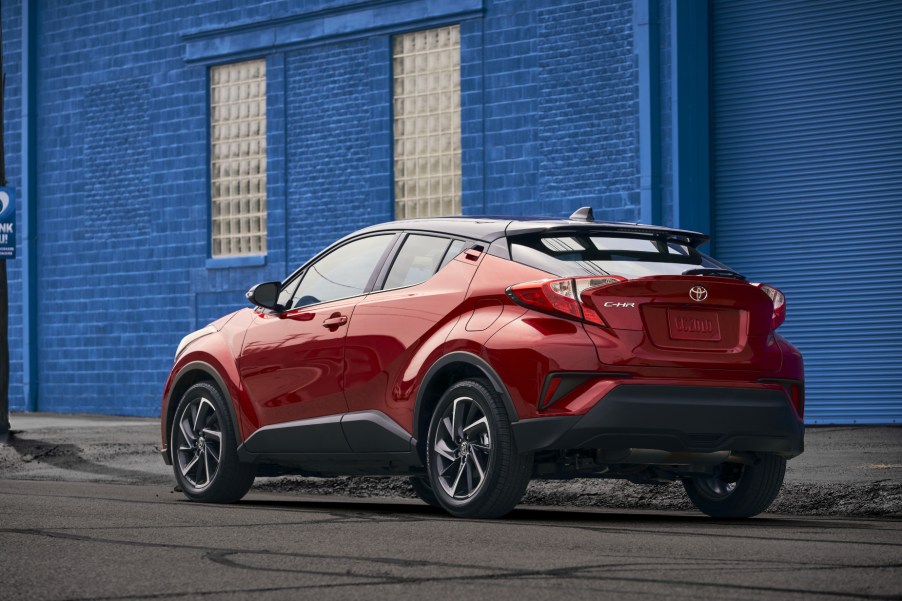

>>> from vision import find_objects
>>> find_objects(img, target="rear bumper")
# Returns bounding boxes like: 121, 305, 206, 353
512, 384, 804, 458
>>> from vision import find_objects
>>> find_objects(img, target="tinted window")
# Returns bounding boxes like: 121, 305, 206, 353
510, 232, 734, 279
384, 234, 452, 289
284, 234, 394, 309
438, 239, 467, 270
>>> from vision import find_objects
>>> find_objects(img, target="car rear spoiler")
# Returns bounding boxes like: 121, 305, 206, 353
506, 222, 711, 248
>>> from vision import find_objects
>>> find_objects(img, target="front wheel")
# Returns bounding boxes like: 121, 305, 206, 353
683, 454, 786, 518
426, 378, 532, 519
171, 382, 255, 503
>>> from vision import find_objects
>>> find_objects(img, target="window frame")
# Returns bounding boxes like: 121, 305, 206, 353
276, 229, 478, 313
376, 233, 463, 292
209, 57, 269, 259
391, 25, 462, 220
278, 232, 401, 311
371, 233, 471, 293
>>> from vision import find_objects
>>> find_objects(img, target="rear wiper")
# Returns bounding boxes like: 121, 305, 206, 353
682, 268, 746, 281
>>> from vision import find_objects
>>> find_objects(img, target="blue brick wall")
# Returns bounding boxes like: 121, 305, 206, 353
658, 0, 674, 228
1, 0, 23, 408
82, 78, 152, 240
285, 38, 391, 267
2, 0, 642, 417
34, 1, 205, 415
537, 0, 639, 221
179, 0, 367, 36
460, 19, 486, 214
473, 0, 639, 220
479, 0, 541, 216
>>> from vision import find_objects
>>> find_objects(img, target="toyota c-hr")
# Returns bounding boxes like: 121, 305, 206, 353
162, 208, 804, 518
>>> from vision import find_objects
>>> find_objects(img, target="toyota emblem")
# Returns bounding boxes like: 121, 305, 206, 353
689, 286, 708, 302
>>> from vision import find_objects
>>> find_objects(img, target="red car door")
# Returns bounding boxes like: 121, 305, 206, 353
238, 233, 397, 427
344, 235, 477, 432
239, 299, 359, 425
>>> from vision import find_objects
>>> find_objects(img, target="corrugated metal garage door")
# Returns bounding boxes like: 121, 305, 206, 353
712, 0, 902, 424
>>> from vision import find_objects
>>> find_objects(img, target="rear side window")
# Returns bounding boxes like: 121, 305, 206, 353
384, 234, 454, 289
510, 232, 732, 278
439, 239, 467, 270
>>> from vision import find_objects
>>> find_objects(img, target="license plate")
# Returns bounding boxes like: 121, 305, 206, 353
667, 309, 722, 342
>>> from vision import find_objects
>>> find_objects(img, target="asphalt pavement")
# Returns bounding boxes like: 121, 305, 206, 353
1, 413, 900, 600
2, 479, 901, 601
0, 412, 899, 518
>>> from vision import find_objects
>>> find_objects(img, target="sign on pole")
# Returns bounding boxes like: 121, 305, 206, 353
0, 187, 13, 259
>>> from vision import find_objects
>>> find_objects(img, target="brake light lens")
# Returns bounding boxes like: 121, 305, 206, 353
507, 276, 626, 325
754, 283, 786, 329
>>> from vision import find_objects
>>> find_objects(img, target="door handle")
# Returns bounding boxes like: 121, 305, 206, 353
322, 314, 348, 329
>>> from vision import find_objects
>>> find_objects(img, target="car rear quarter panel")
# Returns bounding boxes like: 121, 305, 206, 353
444, 254, 601, 420
776, 334, 804, 380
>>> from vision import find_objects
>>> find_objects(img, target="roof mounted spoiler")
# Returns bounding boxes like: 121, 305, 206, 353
550, 205, 712, 247
569, 206, 595, 222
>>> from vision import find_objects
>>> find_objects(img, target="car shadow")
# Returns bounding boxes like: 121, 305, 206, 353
229, 494, 872, 531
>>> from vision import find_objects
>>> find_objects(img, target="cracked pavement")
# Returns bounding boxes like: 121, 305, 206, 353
0, 414, 900, 599
1, 479, 901, 601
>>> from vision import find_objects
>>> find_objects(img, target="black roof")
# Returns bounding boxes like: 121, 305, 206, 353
354, 215, 710, 246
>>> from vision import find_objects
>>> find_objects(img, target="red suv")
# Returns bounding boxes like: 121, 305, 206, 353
161, 209, 804, 519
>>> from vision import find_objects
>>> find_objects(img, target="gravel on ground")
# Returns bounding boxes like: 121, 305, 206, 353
2, 415, 899, 518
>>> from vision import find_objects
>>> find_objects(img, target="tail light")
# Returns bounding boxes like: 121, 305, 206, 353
506, 276, 625, 325
754, 283, 786, 329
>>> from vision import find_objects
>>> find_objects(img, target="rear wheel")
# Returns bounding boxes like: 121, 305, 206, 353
171, 382, 255, 503
683, 454, 786, 518
426, 378, 532, 519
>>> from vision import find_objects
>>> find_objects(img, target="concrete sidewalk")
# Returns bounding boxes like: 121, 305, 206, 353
1, 412, 900, 517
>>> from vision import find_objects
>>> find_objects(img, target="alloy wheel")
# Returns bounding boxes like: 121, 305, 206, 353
431, 395, 493, 500
174, 396, 223, 490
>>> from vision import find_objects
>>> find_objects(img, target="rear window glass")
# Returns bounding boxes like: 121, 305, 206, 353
511, 232, 733, 278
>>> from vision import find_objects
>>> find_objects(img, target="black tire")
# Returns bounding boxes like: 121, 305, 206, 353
683, 454, 786, 518
426, 378, 532, 519
170, 381, 255, 503
409, 476, 442, 508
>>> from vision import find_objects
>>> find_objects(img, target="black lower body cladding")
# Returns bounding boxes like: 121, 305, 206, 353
512, 384, 804, 456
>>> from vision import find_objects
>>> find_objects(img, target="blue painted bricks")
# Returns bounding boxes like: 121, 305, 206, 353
1, 0, 24, 409
2, 0, 649, 416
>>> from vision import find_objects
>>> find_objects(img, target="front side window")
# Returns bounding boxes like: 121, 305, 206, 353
284, 235, 395, 309
393, 26, 461, 219
210, 59, 267, 257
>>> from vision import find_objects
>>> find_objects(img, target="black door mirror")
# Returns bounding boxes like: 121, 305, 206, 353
246, 281, 281, 311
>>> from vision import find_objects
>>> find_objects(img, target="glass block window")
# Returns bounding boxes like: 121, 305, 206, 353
393, 26, 461, 219
210, 59, 267, 257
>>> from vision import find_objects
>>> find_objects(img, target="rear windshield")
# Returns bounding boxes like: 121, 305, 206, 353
509, 232, 734, 278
